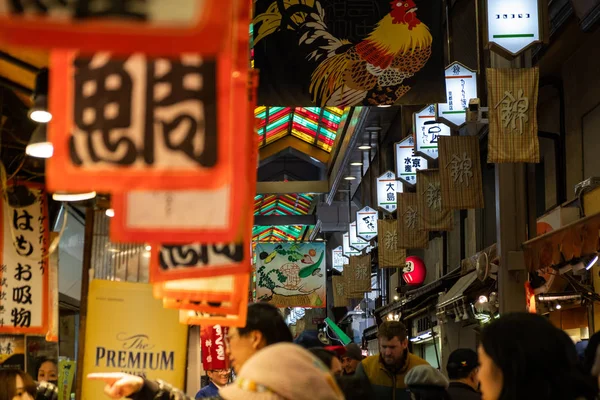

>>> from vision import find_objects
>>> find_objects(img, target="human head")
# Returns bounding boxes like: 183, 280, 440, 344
405, 365, 449, 400
219, 343, 344, 400
479, 313, 596, 400
378, 321, 408, 368
0, 369, 36, 400
341, 343, 363, 375
37, 358, 58, 384
225, 302, 293, 373
206, 369, 231, 386
309, 348, 343, 377
446, 348, 479, 390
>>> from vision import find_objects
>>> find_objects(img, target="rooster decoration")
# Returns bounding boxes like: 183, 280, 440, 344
253, 0, 433, 107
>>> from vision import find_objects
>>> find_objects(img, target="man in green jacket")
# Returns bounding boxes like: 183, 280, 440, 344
355, 321, 429, 400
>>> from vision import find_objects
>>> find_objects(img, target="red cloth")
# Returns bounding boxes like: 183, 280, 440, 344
200, 325, 230, 370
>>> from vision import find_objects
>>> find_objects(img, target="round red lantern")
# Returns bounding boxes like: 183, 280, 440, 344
403, 256, 426, 286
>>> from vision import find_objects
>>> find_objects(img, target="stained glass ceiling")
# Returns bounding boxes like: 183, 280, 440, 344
252, 193, 314, 242
255, 106, 344, 153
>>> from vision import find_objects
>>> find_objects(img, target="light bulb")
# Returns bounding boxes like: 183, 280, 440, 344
105, 208, 115, 218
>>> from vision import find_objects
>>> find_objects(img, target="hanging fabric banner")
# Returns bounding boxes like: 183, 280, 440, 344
0, 182, 49, 335
255, 243, 326, 308
346, 254, 372, 295
252, 0, 445, 107
438, 136, 484, 209
487, 67, 540, 163
47, 234, 59, 342
331, 276, 347, 308
396, 193, 428, 249
417, 169, 453, 231
0, 1, 234, 55
200, 325, 229, 371
377, 219, 407, 268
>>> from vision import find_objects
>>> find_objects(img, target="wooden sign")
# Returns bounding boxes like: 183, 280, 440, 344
487, 67, 539, 163
0, 0, 240, 56
377, 219, 407, 268
417, 169, 453, 231
396, 193, 429, 249
0, 182, 49, 335
438, 136, 484, 209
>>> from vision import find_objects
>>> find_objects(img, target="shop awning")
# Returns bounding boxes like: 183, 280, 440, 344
437, 271, 478, 309
522, 212, 600, 272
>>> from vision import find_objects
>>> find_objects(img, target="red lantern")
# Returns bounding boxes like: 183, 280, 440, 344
402, 256, 426, 286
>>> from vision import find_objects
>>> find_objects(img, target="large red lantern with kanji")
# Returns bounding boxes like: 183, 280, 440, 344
402, 256, 426, 286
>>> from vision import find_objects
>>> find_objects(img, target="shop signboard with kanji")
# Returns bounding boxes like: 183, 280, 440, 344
395, 137, 429, 187
332, 246, 347, 273
0, 183, 49, 335
486, 0, 544, 57
0, 0, 235, 55
437, 62, 478, 128
342, 233, 360, 257
356, 207, 378, 242
413, 105, 451, 160
377, 171, 403, 213
349, 222, 369, 252
200, 325, 229, 371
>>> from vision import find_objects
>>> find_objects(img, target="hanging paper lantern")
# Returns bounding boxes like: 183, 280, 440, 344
402, 256, 426, 286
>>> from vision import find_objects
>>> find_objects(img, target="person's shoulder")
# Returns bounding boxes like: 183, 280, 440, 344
408, 353, 429, 367
361, 355, 379, 367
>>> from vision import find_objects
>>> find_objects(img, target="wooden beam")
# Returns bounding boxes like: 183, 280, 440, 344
256, 180, 329, 194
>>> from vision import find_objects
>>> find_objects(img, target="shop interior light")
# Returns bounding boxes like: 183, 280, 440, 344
586, 254, 599, 270
105, 208, 115, 218
25, 124, 53, 158
358, 145, 371, 150
555, 302, 562, 310
52, 191, 97, 202
350, 162, 363, 166
393, 295, 399, 301
478, 295, 488, 304
344, 176, 356, 180
377, 105, 392, 108
145, 245, 152, 251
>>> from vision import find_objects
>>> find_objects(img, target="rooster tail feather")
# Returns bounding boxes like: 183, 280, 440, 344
310, 52, 348, 106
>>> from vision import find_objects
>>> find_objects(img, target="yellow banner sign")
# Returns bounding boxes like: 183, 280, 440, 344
82, 280, 188, 400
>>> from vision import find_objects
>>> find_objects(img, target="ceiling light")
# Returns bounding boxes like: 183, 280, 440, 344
358, 145, 371, 150
393, 295, 399, 301
145, 245, 152, 251
29, 68, 52, 123
478, 295, 488, 304
315, 238, 324, 242
52, 191, 97, 202
105, 208, 115, 218
377, 105, 392, 108
555, 303, 562, 310
344, 176, 356, 180
25, 124, 53, 158
350, 162, 363, 166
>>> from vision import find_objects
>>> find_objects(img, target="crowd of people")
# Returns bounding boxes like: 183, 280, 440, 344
4, 303, 600, 400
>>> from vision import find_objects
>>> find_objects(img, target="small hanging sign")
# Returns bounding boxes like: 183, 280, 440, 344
356, 206, 378, 242
349, 222, 369, 252
332, 246, 347, 272
437, 62, 478, 128
395, 137, 428, 187
486, 0, 544, 57
413, 104, 451, 160
377, 171, 402, 213
342, 233, 360, 257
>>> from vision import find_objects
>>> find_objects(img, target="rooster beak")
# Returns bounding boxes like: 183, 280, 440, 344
408, 7, 417, 13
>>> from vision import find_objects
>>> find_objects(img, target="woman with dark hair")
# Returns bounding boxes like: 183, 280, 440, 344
309, 348, 343, 376
36, 358, 58, 385
0, 369, 36, 400
478, 313, 597, 400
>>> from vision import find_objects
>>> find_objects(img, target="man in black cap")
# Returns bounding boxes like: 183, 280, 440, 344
341, 343, 364, 375
446, 348, 481, 400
